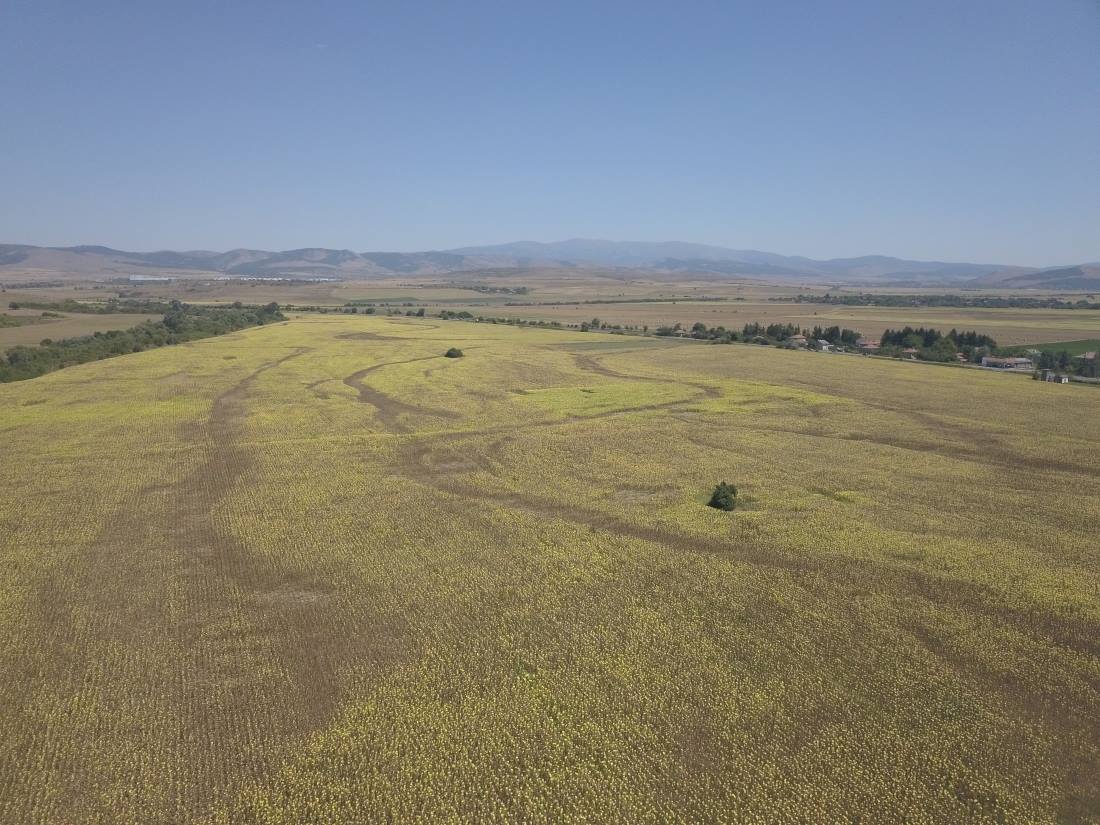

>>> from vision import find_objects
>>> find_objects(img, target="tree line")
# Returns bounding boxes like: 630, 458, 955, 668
783, 293, 1100, 310
8, 298, 177, 314
0, 301, 285, 383
652, 321, 864, 347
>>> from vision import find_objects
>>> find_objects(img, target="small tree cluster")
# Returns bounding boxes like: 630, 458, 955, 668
877, 326, 998, 363
808, 326, 862, 347
742, 322, 804, 342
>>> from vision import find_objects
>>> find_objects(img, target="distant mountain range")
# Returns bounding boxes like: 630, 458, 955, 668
2, 240, 1097, 289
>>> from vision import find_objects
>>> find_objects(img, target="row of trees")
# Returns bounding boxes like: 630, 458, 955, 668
456, 283, 529, 295
0, 313, 45, 328
740, 322, 803, 341
8, 298, 176, 314
652, 322, 737, 342
0, 301, 285, 383
648, 321, 866, 347
511, 296, 729, 307
786, 293, 1100, 310
290, 304, 438, 316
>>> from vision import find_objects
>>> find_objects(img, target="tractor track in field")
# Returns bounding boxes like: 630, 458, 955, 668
175, 345, 411, 819
337, 346, 714, 439
671, 415, 1100, 481
389, 412, 1100, 815
676, 366, 1100, 480
192, 341, 1100, 820
335, 331, 410, 342
15, 346, 412, 825
571, 346, 1100, 481
5, 332, 1098, 821
572, 352, 722, 400
383, 349, 1100, 667
347, 343, 1036, 480
394, 427, 1100, 656
342, 355, 463, 432
256, 340, 1100, 819
397, 438, 812, 574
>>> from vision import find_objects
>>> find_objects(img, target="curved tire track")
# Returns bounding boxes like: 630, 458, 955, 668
342, 356, 463, 433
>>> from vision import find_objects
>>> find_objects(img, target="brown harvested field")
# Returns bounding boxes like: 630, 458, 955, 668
7, 273, 1100, 346
419, 300, 1100, 346
106, 271, 722, 306
95, 272, 1100, 347
119, 276, 1100, 346
0, 311, 162, 350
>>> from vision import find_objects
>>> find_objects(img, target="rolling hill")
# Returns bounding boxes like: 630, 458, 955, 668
1, 240, 1095, 287
990, 264, 1100, 290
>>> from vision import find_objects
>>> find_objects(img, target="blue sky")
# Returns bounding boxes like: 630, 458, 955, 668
2, 0, 1098, 265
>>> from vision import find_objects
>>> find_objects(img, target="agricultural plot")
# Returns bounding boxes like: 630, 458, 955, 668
0, 314, 45, 329
0, 316, 1097, 824
423, 300, 1100, 346
1025, 339, 1100, 356
0, 310, 161, 350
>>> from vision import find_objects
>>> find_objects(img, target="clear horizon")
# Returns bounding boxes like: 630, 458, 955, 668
2, 1, 1098, 267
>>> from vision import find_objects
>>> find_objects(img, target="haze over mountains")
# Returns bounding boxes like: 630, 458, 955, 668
2, 240, 1098, 289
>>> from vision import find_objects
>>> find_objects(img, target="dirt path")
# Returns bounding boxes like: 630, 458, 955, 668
388, 410, 1100, 818
341, 355, 462, 432
385, 347, 1100, 663
335, 331, 410, 341
572, 351, 721, 400
11, 347, 413, 824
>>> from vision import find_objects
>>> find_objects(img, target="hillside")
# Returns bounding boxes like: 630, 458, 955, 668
3, 241, 1095, 287
449, 239, 1036, 283
994, 264, 1100, 291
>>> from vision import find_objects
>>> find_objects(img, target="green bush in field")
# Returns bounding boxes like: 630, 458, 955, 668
707, 481, 737, 511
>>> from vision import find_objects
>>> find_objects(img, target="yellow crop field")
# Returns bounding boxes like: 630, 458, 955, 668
0, 316, 1097, 824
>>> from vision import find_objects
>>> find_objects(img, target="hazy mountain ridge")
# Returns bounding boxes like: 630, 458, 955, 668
450, 240, 1037, 282
994, 264, 1100, 290
1, 241, 1096, 288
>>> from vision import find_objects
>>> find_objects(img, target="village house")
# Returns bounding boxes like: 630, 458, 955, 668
856, 338, 880, 351
981, 356, 1034, 370
788, 334, 808, 347
815, 339, 834, 352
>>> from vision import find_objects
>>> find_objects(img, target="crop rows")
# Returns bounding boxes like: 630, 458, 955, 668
0, 316, 1097, 823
